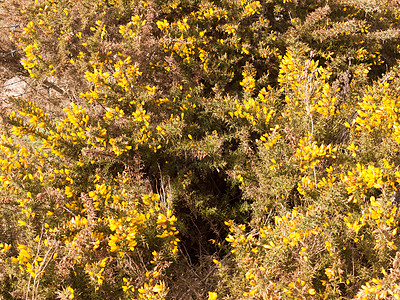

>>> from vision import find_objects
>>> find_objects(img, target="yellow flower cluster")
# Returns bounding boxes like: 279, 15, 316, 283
345, 163, 386, 194
355, 268, 400, 300
119, 15, 146, 39
279, 49, 336, 121
241, 1, 262, 18
20, 42, 41, 77
295, 134, 337, 172
225, 205, 333, 298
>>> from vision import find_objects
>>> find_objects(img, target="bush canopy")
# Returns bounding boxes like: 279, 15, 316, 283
1, 0, 400, 299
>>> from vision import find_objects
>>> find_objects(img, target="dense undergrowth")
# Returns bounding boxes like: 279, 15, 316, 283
1, 0, 400, 299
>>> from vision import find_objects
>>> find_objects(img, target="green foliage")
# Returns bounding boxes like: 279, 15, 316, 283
1, 0, 400, 299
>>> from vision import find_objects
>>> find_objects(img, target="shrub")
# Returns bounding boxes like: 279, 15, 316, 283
0, 0, 400, 299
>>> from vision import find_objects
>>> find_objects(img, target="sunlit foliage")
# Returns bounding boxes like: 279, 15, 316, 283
1, 0, 400, 298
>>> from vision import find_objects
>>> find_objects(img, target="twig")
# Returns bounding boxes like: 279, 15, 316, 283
26, 225, 44, 300
0, 78, 25, 89
61, 205, 77, 216
32, 242, 57, 299
0, 24, 19, 29
0, 49, 20, 57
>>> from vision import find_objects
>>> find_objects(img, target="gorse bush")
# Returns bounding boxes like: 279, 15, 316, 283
0, 0, 400, 299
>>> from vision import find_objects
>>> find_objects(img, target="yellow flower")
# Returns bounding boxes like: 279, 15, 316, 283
67, 287, 74, 299
0, 243, 11, 253
208, 292, 218, 300
153, 282, 164, 293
